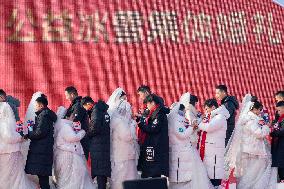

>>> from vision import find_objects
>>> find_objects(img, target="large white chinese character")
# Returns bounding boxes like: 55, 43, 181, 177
217, 12, 247, 44
184, 12, 213, 43
267, 13, 282, 44
147, 11, 179, 42
6, 9, 36, 42
77, 12, 109, 42
113, 11, 143, 43
42, 10, 73, 42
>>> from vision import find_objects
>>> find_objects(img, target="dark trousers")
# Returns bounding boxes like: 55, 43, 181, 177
210, 179, 222, 187
38, 175, 50, 189
225, 125, 234, 147
81, 137, 90, 160
96, 175, 107, 189
279, 168, 284, 181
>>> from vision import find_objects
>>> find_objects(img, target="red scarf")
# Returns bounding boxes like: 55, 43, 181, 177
138, 104, 160, 145
199, 114, 211, 161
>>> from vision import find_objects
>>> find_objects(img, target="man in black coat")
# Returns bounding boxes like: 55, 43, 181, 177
136, 85, 166, 171
138, 94, 170, 178
24, 96, 57, 189
215, 85, 239, 146
64, 86, 90, 159
82, 97, 111, 189
271, 101, 284, 182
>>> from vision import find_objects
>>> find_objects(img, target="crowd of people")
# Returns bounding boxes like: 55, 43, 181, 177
0, 85, 283, 189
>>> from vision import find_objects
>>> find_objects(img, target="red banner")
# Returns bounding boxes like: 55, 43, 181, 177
0, 0, 283, 117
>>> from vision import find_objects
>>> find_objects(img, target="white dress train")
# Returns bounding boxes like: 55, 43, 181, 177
0, 152, 37, 189
54, 149, 95, 189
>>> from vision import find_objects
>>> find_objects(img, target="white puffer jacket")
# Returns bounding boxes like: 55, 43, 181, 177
185, 104, 202, 147
0, 102, 23, 154
111, 116, 138, 162
168, 112, 195, 183
241, 111, 270, 156
198, 105, 230, 179
54, 119, 85, 155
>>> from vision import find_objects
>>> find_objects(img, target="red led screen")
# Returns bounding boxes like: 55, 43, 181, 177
0, 0, 283, 117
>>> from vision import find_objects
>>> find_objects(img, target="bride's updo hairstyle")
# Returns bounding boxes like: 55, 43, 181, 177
250, 101, 263, 111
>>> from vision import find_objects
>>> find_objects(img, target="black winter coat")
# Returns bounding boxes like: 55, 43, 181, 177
271, 118, 284, 168
88, 100, 111, 178
138, 106, 170, 177
221, 96, 239, 145
25, 107, 57, 176
64, 96, 90, 158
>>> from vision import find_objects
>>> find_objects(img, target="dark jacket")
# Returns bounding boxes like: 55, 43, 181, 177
25, 107, 57, 176
221, 96, 239, 145
88, 100, 111, 178
271, 118, 284, 168
138, 106, 170, 177
65, 96, 89, 131
65, 96, 90, 158
272, 111, 280, 125
6, 95, 20, 121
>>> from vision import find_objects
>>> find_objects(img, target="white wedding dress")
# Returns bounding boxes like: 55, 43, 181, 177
225, 94, 277, 189
53, 106, 96, 189
107, 88, 139, 189
0, 102, 37, 189
168, 93, 213, 189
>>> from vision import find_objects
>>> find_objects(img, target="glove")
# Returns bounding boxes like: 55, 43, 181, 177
27, 120, 34, 132
73, 121, 81, 132
16, 121, 23, 133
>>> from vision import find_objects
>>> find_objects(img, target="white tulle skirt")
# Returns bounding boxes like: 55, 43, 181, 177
169, 148, 213, 189
111, 159, 138, 189
237, 153, 277, 189
0, 151, 37, 189
21, 140, 30, 166
54, 149, 95, 189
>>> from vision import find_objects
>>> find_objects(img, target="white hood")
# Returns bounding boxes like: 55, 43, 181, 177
211, 105, 230, 119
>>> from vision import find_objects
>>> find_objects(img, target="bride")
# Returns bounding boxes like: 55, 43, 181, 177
53, 106, 95, 189
107, 88, 139, 189
168, 92, 213, 189
0, 101, 37, 189
225, 94, 277, 189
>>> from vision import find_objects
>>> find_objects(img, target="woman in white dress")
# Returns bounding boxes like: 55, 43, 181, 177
107, 88, 139, 189
225, 94, 277, 189
0, 102, 37, 189
53, 106, 96, 189
181, 93, 201, 148
168, 93, 213, 189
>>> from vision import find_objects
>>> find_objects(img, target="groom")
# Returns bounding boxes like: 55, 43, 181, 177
64, 86, 90, 159
24, 95, 57, 189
